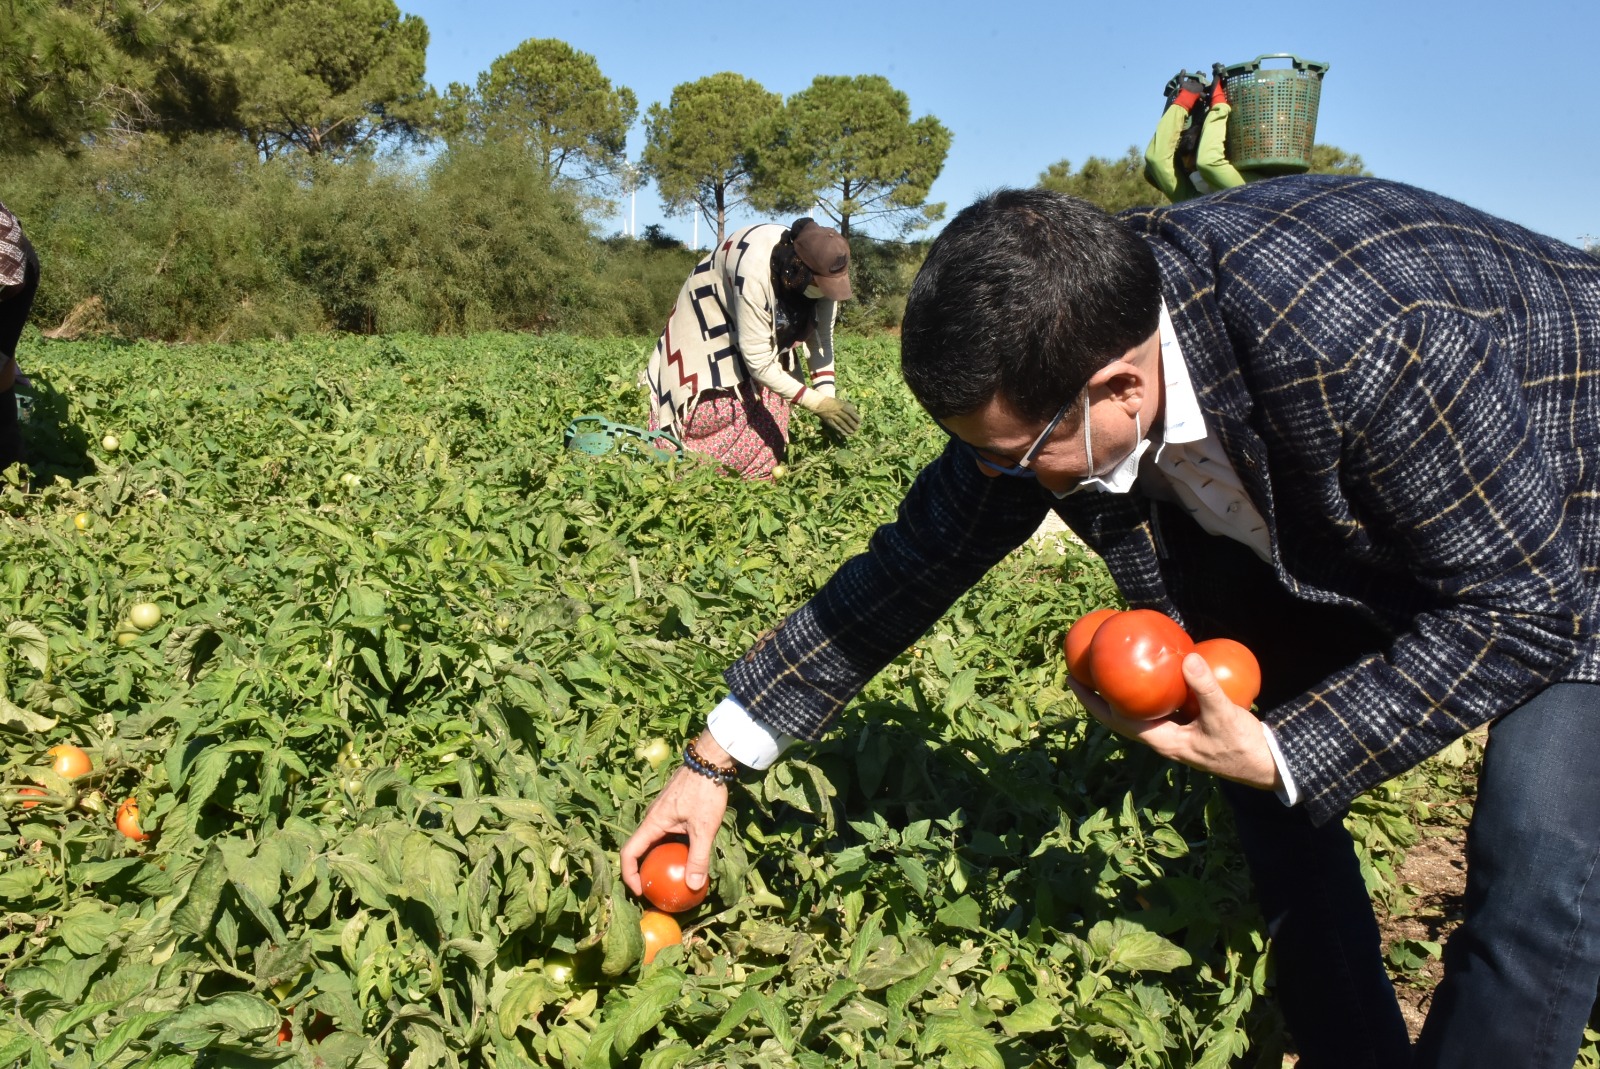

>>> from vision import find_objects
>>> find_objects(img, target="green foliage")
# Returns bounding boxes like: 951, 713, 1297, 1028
0, 333, 1535, 1065
443, 37, 637, 186
1307, 143, 1370, 176
220, 0, 434, 158
1038, 148, 1161, 214
3, 138, 690, 340
1039, 142, 1372, 214
837, 236, 928, 333
642, 72, 782, 247
0, 333, 1239, 1065
755, 75, 951, 239
0, 0, 195, 149
595, 236, 703, 336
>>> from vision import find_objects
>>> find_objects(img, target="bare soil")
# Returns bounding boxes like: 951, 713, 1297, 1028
1378, 825, 1470, 1038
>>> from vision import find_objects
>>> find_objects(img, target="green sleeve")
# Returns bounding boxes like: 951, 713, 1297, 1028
1143, 104, 1198, 202
1195, 103, 1246, 191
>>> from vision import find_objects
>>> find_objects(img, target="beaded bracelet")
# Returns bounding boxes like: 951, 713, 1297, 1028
682, 739, 738, 786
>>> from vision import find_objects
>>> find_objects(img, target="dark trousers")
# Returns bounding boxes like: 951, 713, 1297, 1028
1412, 682, 1600, 1068
1225, 684, 1600, 1069
1154, 502, 1600, 1066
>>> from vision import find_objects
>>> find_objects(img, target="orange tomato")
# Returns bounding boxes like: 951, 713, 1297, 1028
640, 910, 682, 964
17, 787, 46, 809
1063, 608, 1120, 686
639, 841, 708, 913
1179, 638, 1262, 719
48, 744, 92, 779
1086, 609, 1194, 720
116, 797, 150, 841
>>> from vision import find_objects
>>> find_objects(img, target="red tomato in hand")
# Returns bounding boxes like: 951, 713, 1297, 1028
1064, 608, 1120, 686
1086, 609, 1194, 720
1180, 638, 1262, 718
639, 841, 708, 913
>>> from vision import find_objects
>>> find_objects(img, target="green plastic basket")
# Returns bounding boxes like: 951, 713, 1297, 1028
563, 415, 682, 464
1221, 54, 1330, 175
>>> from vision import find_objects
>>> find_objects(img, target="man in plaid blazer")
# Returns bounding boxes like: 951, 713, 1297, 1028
623, 177, 1600, 1067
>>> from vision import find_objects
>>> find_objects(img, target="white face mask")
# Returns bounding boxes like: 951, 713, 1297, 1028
1051, 393, 1150, 498
802, 284, 825, 299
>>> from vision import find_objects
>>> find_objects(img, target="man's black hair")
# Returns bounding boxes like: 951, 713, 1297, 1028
900, 187, 1162, 422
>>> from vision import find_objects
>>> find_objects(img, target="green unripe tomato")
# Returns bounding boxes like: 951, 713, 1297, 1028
636, 737, 672, 769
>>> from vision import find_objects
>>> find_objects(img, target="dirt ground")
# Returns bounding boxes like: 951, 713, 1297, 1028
1377, 825, 1470, 1038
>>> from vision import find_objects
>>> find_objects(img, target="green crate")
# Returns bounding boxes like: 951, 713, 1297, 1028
1221, 54, 1330, 175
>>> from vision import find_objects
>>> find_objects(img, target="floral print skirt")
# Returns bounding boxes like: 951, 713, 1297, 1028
654, 380, 792, 481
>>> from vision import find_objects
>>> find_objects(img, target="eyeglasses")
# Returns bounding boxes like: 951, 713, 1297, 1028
947, 398, 1072, 478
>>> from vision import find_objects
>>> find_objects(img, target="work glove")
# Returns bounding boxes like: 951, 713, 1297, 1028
1210, 63, 1230, 106
1165, 71, 1206, 111
809, 395, 861, 441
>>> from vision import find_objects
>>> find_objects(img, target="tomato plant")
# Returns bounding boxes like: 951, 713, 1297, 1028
0, 332, 1515, 1068
640, 910, 682, 964
1064, 607, 1120, 686
1180, 638, 1263, 718
639, 840, 707, 912
1086, 609, 1194, 720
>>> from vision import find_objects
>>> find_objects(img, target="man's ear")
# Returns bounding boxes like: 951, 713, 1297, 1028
1087, 359, 1147, 416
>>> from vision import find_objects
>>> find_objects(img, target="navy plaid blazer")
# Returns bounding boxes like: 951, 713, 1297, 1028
725, 176, 1600, 826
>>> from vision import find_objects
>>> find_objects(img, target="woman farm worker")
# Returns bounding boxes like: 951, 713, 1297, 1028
0, 201, 40, 475
645, 218, 861, 479
1145, 65, 1276, 203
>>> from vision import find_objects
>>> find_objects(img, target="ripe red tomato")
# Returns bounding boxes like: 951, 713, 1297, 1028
639, 841, 707, 913
1179, 638, 1262, 718
640, 910, 682, 964
1063, 608, 1120, 686
116, 797, 150, 842
17, 787, 46, 809
1086, 609, 1194, 720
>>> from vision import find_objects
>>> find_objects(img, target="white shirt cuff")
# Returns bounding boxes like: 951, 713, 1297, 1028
706, 695, 796, 770
1260, 723, 1300, 806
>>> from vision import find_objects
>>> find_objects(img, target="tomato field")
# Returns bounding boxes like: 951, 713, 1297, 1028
1, 334, 1592, 1068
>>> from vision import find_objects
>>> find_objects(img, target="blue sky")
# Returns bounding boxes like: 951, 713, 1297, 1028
395, 0, 1599, 248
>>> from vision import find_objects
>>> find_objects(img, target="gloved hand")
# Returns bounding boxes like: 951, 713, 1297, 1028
1210, 63, 1230, 106
810, 395, 861, 441
1164, 73, 1203, 113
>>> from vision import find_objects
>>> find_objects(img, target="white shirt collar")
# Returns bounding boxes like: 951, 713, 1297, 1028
1155, 299, 1208, 449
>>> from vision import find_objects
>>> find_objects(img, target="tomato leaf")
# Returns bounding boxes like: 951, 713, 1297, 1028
919, 1011, 1005, 1069
600, 881, 643, 977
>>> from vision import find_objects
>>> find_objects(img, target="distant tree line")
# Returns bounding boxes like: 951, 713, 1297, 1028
1, 1, 1366, 340
1038, 144, 1372, 212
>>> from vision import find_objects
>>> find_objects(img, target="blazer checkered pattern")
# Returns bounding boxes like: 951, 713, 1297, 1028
725, 176, 1600, 826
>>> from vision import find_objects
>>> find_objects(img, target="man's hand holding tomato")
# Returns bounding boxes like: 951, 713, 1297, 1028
1069, 652, 1282, 791
620, 730, 731, 899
